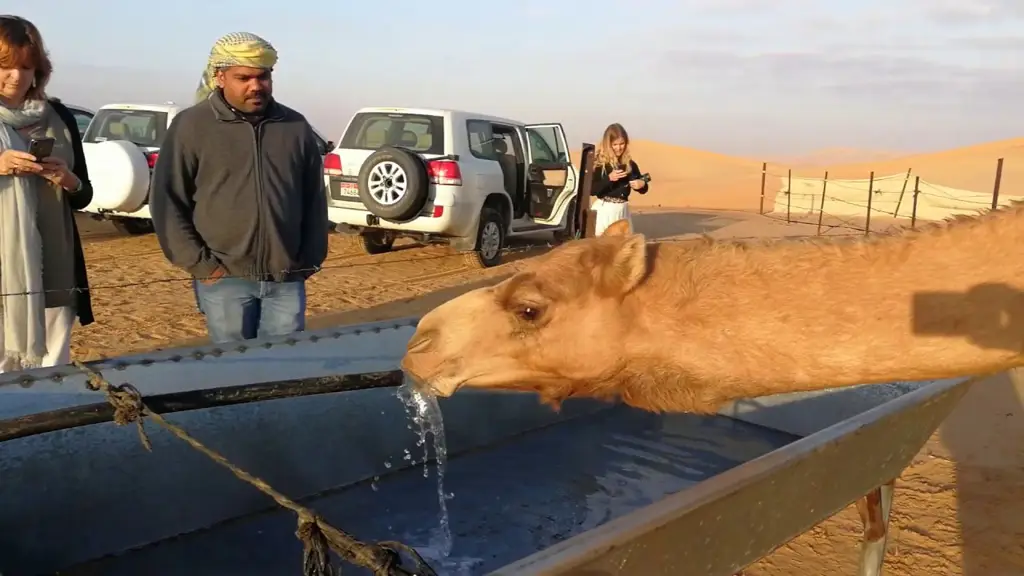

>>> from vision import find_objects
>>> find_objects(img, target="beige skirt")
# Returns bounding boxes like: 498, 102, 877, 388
592, 198, 632, 236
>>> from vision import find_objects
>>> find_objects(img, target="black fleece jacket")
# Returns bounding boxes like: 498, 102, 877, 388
150, 90, 328, 282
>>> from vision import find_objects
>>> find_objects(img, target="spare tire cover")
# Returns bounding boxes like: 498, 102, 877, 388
357, 146, 429, 222
82, 140, 151, 213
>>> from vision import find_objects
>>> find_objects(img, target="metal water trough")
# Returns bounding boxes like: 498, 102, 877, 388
0, 317, 973, 575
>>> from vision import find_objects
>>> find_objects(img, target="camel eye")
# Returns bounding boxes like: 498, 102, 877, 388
515, 305, 541, 322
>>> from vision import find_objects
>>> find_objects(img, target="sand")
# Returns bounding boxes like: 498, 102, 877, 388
70, 218, 538, 360
66, 137, 1024, 574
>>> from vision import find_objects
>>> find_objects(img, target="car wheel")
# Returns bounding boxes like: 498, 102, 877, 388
361, 231, 395, 254
111, 217, 154, 236
357, 146, 429, 222
340, 230, 396, 255
552, 198, 579, 244
464, 207, 505, 269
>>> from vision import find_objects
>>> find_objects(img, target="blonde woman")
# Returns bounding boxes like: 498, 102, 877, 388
590, 123, 648, 235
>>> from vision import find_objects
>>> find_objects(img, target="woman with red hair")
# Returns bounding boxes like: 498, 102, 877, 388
0, 15, 94, 371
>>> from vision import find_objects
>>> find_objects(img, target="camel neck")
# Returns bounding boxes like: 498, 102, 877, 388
635, 208, 1024, 403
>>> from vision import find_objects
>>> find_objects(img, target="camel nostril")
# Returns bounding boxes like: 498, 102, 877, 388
406, 330, 437, 353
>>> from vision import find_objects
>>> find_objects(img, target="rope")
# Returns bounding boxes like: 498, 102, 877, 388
74, 360, 437, 576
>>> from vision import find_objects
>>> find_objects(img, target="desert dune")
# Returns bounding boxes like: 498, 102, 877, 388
771, 147, 909, 167
575, 137, 1024, 216
574, 140, 766, 212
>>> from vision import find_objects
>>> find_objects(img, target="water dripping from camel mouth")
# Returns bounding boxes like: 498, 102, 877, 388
397, 373, 453, 559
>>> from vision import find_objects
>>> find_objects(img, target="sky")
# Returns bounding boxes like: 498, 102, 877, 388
7, 0, 1024, 156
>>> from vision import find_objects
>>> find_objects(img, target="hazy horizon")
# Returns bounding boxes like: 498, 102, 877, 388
8, 0, 1024, 157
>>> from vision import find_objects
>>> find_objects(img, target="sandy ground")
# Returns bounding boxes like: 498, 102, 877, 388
68, 198, 1024, 575
69, 216, 540, 359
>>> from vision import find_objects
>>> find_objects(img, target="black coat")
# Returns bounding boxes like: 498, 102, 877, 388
591, 159, 648, 202
48, 99, 95, 326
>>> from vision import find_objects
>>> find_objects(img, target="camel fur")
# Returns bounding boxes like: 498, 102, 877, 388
401, 205, 1024, 414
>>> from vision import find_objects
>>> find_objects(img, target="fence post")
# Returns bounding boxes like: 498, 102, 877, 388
865, 171, 875, 235
991, 157, 1004, 211
893, 167, 912, 217
759, 162, 767, 215
786, 168, 792, 223
911, 176, 920, 229
816, 171, 829, 236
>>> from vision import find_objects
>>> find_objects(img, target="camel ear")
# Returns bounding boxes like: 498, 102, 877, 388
602, 219, 632, 237
599, 234, 648, 296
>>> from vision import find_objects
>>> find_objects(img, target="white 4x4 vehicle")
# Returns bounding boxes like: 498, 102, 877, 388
79, 103, 182, 235
80, 102, 333, 235
324, 107, 580, 267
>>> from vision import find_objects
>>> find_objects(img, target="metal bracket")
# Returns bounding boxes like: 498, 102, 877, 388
857, 480, 896, 576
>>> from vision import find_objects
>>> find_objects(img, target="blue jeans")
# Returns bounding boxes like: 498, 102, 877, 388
192, 278, 306, 344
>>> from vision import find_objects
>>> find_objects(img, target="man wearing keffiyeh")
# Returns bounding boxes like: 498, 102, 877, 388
150, 32, 328, 344
194, 31, 279, 111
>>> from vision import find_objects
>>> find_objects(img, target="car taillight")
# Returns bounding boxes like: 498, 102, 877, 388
145, 152, 159, 169
427, 159, 462, 186
323, 153, 343, 176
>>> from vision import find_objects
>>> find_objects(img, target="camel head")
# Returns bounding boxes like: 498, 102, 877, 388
401, 219, 650, 408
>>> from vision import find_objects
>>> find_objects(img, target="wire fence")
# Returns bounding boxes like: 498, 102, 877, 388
756, 157, 1008, 236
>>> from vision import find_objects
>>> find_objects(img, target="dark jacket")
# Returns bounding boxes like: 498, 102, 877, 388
591, 159, 648, 202
149, 91, 328, 283
49, 99, 95, 326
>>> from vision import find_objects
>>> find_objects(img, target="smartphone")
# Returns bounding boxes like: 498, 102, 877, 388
27, 137, 55, 161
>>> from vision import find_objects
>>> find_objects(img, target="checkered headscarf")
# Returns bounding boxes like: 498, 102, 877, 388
195, 32, 278, 103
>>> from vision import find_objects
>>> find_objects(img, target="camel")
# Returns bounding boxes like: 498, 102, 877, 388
401, 207, 1024, 414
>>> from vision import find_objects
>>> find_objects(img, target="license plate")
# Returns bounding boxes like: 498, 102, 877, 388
338, 183, 359, 197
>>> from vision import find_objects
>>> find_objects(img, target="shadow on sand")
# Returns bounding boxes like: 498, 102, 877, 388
938, 370, 1024, 574
631, 210, 743, 240
502, 209, 744, 262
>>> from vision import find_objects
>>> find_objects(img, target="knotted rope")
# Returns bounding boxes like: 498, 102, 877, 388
74, 360, 436, 576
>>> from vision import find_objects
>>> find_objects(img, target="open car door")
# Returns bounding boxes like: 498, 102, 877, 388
523, 123, 577, 225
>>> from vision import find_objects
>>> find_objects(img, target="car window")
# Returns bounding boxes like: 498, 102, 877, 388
466, 120, 495, 160
341, 112, 444, 155
84, 109, 168, 148
526, 126, 566, 164
73, 112, 93, 135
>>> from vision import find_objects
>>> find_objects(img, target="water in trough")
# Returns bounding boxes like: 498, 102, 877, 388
58, 399, 796, 575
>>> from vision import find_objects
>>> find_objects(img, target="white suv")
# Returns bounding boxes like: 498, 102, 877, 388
80, 102, 333, 236
79, 103, 183, 235
324, 107, 580, 267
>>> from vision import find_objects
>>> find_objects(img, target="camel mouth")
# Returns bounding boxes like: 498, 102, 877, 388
405, 366, 565, 399
430, 383, 457, 398
404, 372, 463, 398
428, 379, 464, 398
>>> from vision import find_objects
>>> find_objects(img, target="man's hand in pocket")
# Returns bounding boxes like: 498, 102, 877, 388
201, 267, 227, 285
